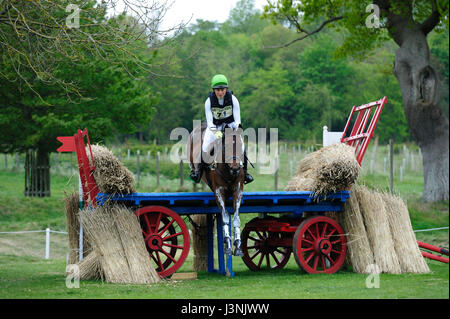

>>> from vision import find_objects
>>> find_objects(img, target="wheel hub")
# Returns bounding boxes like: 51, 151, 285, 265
318, 239, 332, 255
146, 234, 162, 250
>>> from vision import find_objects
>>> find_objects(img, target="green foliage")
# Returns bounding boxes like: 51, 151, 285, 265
143, 8, 430, 144
0, 7, 158, 154
1, 0, 448, 151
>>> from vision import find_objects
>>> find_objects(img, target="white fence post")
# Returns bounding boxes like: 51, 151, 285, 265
45, 228, 50, 259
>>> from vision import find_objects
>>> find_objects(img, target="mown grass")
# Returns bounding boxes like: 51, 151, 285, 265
0, 254, 448, 299
0, 147, 448, 299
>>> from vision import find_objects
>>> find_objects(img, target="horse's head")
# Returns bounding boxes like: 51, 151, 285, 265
214, 127, 244, 181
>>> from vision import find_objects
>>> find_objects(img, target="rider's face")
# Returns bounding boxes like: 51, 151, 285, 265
214, 88, 227, 99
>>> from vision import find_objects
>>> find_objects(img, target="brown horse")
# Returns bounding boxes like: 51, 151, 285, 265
188, 122, 245, 256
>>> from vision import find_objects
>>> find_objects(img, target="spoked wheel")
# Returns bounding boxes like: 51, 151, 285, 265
241, 217, 292, 271
134, 206, 190, 277
293, 216, 346, 274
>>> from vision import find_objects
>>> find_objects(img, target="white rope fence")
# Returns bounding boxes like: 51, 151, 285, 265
0, 228, 67, 259
413, 226, 449, 233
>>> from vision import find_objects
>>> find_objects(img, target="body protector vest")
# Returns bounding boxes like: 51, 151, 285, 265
209, 90, 234, 125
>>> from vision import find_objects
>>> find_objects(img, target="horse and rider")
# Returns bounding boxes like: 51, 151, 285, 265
188, 74, 253, 257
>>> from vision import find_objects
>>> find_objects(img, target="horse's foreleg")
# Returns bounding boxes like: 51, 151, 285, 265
215, 187, 232, 255
232, 181, 244, 256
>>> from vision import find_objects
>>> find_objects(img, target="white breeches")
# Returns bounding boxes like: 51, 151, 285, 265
202, 124, 245, 155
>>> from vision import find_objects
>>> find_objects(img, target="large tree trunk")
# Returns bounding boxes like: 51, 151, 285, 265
393, 29, 449, 202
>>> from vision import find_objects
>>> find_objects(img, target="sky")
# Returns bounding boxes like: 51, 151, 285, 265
159, 0, 270, 31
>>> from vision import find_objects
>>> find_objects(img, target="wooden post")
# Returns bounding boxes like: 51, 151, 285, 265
289, 160, 293, 177
55, 153, 59, 174
180, 159, 184, 188
389, 139, 394, 194
156, 151, 160, 188
70, 152, 73, 176
136, 150, 140, 186
192, 215, 208, 271
274, 156, 279, 191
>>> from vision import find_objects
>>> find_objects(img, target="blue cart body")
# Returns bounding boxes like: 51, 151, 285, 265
96, 190, 350, 276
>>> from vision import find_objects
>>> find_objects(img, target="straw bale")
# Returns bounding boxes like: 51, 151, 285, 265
338, 185, 375, 273
113, 205, 161, 283
64, 191, 90, 264
381, 193, 430, 273
288, 143, 360, 196
284, 176, 315, 191
80, 205, 160, 284
87, 144, 136, 195
76, 250, 103, 281
356, 186, 401, 274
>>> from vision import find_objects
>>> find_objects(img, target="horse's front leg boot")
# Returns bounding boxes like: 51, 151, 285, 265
233, 239, 243, 257
224, 237, 233, 256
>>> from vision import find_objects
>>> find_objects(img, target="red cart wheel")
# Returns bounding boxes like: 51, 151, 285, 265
241, 217, 292, 271
293, 216, 346, 274
134, 206, 190, 277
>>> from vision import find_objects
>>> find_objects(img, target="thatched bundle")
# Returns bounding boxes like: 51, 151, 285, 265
76, 250, 103, 281
80, 204, 160, 284
87, 144, 136, 195
287, 143, 360, 196
355, 185, 402, 274
338, 185, 375, 273
64, 191, 90, 264
284, 176, 315, 191
381, 192, 430, 273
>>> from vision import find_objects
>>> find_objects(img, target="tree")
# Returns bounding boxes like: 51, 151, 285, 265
0, 0, 177, 196
263, 0, 449, 202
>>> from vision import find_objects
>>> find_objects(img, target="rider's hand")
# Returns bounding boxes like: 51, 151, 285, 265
215, 131, 223, 139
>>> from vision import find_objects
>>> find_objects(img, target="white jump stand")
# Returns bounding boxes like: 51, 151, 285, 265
322, 126, 343, 147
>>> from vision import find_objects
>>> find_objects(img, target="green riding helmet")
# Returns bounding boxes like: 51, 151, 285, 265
211, 74, 228, 89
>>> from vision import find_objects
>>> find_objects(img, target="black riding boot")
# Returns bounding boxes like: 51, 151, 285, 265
243, 152, 253, 184
189, 162, 204, 183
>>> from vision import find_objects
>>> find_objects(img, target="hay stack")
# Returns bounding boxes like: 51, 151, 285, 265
80, 205, 160, 284
382, 193, 430, 273
76, 250, 103, 281
285, 176, 315, 191
64, 191, 91, 264
287, 143, 360, 196
356, 185, 401, 274
338, 185, 375, 273
88, 144, 136, 195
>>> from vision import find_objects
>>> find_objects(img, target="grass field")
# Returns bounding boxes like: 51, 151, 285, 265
0, 144, 448, 299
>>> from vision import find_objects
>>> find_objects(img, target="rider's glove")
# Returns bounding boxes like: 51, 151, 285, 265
215, 131, 223, 139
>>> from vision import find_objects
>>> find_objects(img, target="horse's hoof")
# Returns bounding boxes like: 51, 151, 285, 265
234, 248, 243, 257
225, 247, 233, 255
